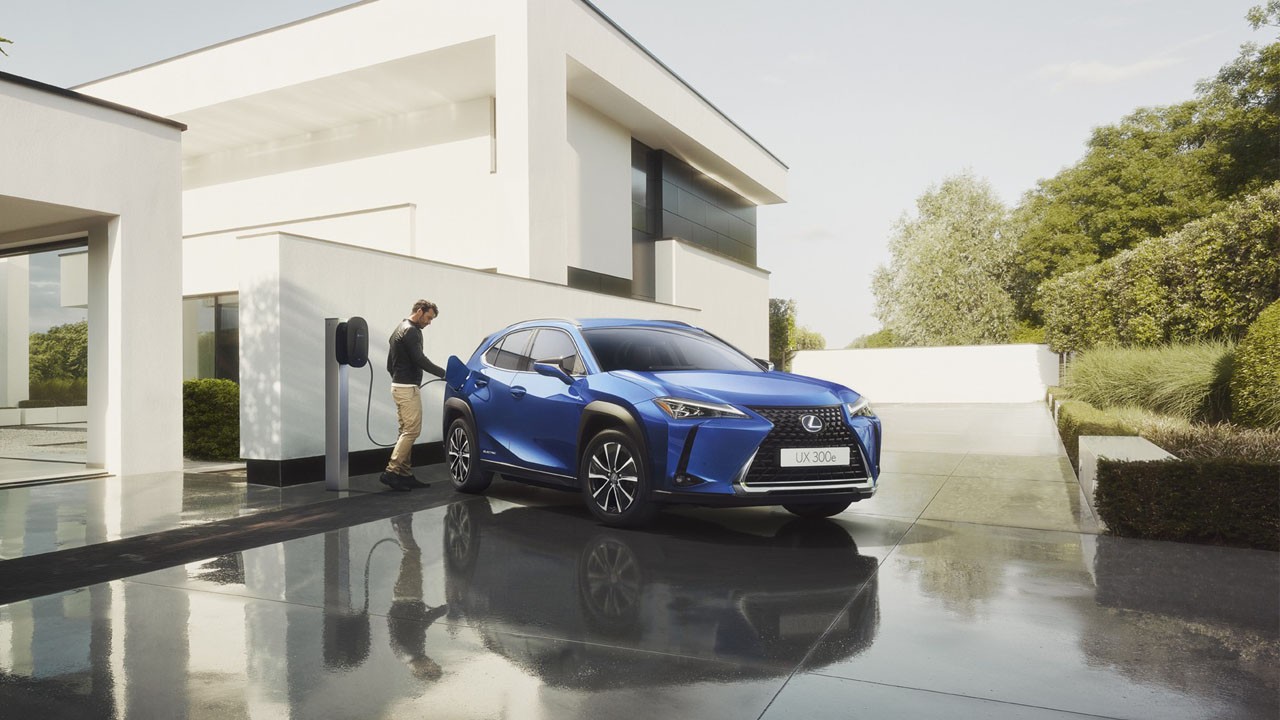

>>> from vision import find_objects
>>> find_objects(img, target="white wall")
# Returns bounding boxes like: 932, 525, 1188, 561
792, 345, 1060, 404
181, 97, 498, 296
654, 239, 768, 358
565, 97, 631, 280
59, 251, 88, 308
0, 80, 184, 475
240, 233, 701, 462
0, 257, 30, 407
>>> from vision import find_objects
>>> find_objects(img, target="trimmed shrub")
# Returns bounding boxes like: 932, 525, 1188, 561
1063, 343, 1234, 422
1231, 300, 1280, 429
1041, 183, 1280, 353
183, 379, 240, 461
27, 377, 87, 407
1056, 399, 1136, 471
1095, 458, 1280, 550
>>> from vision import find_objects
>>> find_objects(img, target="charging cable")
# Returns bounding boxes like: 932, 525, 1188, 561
365, 363, 446, 447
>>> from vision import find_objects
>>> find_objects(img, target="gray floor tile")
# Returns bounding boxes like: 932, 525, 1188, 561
764, 673, 1116, 719
841, 472, 948, 519
952, 454, 1077, 483
804, 520, 1279, 720
921, 476, 1098, 533
879, 450, 966, 476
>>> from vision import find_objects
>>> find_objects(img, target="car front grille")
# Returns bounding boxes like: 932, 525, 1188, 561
741, 406, 869, 492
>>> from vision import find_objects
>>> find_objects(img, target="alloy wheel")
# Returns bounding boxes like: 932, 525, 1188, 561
587, 441, 638, 514
447, 425, 470, 484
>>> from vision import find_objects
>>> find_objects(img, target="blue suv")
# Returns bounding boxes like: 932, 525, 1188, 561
443, 319, 881, 527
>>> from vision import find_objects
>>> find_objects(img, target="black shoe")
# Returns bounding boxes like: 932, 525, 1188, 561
400, 475, 430, 490
379, 472, 411, 492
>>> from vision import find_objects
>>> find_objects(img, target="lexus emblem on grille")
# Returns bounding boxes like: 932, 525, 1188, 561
799, 414, 823, 433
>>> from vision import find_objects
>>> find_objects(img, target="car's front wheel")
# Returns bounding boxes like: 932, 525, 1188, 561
783, 501, 852, 519
446, 417, 493, 493
579, 429, 656, 527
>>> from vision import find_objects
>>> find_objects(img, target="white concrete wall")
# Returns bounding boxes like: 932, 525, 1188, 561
240, 232, 701, 462
59, 251, 88, 307
792, 345, 1060, 404
0, 258, 30, 407
0, 80, 184, 475
654, 239, 768, 358
566, 97, 631, 280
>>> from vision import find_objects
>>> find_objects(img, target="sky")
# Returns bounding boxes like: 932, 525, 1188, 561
1, 0, 1268, 346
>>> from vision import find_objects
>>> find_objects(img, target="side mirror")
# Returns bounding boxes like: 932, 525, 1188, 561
534, 359, 574, 385
754, 358, 775, 372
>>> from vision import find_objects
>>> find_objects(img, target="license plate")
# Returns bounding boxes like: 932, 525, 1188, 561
780, 447, 850, 467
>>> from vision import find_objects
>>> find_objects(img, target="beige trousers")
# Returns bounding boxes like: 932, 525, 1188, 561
387, 385, 421, 476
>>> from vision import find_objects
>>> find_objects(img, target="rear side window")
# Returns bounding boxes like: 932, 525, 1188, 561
529, 329, 584, 375
486, 329, 535, 371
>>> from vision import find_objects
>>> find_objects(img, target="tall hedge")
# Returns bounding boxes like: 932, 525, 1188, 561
1231, 300, 1280, 429
1040, 183, 1280, 353
183, 378, 240, 461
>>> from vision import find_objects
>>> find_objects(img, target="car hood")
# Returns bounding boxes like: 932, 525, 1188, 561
613, 369, 859, 409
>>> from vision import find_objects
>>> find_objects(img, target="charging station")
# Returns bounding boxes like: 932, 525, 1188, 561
326, 316, 368, 491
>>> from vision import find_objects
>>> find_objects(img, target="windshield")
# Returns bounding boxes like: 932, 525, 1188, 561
583, 327, 762, 373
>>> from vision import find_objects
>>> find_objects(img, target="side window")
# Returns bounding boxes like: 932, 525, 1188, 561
529, 329, 584, 375
489, 329, 535, 371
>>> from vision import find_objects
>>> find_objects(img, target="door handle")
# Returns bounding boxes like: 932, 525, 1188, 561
510, 386, 527, 399
473, 373, 489, 388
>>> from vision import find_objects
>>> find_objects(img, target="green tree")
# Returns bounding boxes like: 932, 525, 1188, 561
1010, 8, 1280, 322
29, 320, 88, 383
846, 328, 898, 349
768, 298, 796, 370
794, 326, 826, 351
873, 173, 1016, 347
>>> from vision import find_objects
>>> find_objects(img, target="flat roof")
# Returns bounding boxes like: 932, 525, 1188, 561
72, 0, 781, 168
1, 71, 187, 131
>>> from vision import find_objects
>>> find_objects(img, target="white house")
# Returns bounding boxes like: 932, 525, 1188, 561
0, 72, 185, 480
78, 0, 788, 484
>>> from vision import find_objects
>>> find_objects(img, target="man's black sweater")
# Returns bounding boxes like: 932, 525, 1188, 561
387, 320, 445, 385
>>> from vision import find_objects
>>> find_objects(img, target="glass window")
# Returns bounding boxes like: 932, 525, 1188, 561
490, 329, 535, 371
529, 329, 584, 375
582, 327, 761, 373
183, 294, 239, 382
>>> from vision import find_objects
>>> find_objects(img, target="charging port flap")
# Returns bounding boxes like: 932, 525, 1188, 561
445, 356, 470, 391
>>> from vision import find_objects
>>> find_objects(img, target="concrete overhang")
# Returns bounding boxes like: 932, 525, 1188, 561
567, 59, 784, 206
170, 37, 495, 159
0, 196, 109, 253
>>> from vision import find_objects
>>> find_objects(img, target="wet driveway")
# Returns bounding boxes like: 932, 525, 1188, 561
0, 404, 1275, 718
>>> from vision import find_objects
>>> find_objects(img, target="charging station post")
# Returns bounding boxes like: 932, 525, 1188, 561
325, 318, 350, 492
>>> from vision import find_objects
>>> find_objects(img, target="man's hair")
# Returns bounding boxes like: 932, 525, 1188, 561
412, 299, 439, 317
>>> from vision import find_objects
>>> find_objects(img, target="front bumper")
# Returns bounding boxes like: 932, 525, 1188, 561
643, 404, 882, 506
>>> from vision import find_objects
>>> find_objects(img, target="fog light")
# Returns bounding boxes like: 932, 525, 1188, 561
674, 473, 704, 487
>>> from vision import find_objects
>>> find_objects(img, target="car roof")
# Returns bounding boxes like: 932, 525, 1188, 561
501, 318, 703, 332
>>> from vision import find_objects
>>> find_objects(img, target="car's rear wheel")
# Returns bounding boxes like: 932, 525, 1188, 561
580, 429, 656, 527
447, 417, 493, 493
783, 501, 852, 519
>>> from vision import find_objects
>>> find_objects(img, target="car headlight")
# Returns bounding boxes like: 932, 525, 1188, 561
846, 398, 875, 418
654, 397, 746, 420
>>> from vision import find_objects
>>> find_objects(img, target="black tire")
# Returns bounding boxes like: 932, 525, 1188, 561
579, 429, 656, 527
783, 501, 853, 519
446, 417, 492, 493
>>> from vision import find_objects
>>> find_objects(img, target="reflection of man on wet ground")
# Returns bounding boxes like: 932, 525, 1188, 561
389, 514, 448, 681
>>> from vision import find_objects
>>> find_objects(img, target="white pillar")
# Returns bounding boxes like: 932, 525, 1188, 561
0, 257, 31, 407
495, 0, 569, 284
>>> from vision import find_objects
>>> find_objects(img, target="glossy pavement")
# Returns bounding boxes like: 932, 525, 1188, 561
0, 404, 1275, 718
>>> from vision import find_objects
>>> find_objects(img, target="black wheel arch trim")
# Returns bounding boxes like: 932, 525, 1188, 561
578, 401, 648, 460
443, 397, 476, 436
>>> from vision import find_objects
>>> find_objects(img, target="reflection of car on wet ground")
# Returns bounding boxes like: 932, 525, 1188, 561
441, 498, 879, 686
443, 319, 883, 527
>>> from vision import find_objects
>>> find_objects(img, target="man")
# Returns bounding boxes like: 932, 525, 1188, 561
381, 299, 445, 491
